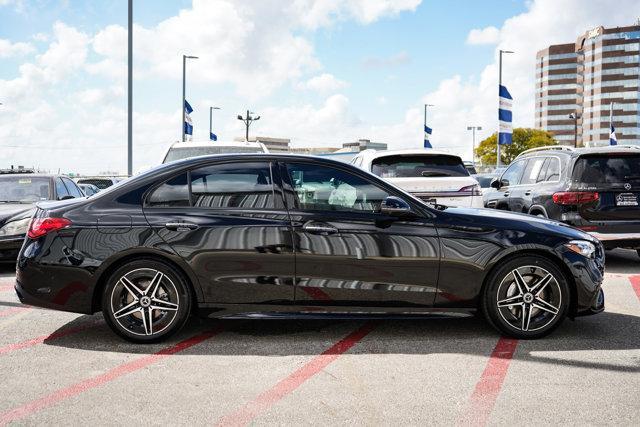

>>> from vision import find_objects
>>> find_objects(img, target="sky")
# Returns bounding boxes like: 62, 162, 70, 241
1, 0, 639, 174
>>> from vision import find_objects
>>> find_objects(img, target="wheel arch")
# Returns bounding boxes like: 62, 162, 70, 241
528, 205, 548, 217
479, 248, 578, 318
90, 249, 202, 314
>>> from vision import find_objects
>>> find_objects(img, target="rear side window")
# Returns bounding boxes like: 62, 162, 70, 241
147, 173, 190, 207
190, 162, 275, 209
62, 177, 83, 198
521, 158, 546, 185
371, 155, 469, 178
572, 155, 640, 184
55, 178, 69, 199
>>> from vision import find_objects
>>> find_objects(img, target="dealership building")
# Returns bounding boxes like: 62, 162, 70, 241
535, 24, 640, 146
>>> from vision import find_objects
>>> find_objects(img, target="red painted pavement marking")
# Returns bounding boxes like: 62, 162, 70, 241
216, 321, 378, 427
0, 327, 223, 426
0, 306, 31, 318
459, 337, 519, 427
630, 275, 640, 302
0, 321, 101, 356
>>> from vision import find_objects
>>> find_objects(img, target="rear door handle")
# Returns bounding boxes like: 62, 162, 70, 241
165, 222, 199, 231
525, 190, 532, 196
503, 192, 510, 197
302, 222, 338, 235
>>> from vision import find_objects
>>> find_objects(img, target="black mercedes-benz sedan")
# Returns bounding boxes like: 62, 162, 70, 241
15, 154, 605, 343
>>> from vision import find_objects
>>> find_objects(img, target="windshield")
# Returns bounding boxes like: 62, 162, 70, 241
164, 146, 263, 163
0, 176, 51, 203
371, 155, 469, 178
572, 154, 640, 184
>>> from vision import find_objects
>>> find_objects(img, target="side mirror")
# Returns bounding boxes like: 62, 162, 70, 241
380, 196, 412, 216
490, 178, 502, 189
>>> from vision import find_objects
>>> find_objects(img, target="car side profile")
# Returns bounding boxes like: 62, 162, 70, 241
485, 145, 640, 257
16, 154, 604, 343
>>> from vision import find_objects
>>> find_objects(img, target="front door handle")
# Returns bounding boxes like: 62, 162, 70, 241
165, 222, 199, 231
525, 190, 532, 196
503, 192, 510, 197
302, 222, 338, 235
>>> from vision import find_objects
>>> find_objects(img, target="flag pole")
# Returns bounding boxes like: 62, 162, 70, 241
498, 50, 502, 169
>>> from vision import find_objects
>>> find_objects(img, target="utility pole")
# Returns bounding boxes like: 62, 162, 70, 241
209, 106, 220, 141
467, 126, 482, 163
237, 110, 260, 141
498, 49, 513, 168
127, 0, 132, 176
181, 54, 198, 142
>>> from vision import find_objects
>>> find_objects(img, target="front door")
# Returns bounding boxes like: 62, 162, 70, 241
281, 161, 440, 308
142, 161, 295, 305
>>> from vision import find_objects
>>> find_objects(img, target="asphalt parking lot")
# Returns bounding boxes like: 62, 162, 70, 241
0, 250, 638, 426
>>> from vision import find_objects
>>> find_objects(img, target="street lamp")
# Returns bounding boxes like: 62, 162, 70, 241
209, 106, 220, 141
467, 126, 482, 163
182, 54, 199, 142
497, 49, 513, 168
569, 112, 581, 148
237, 110, 260, 141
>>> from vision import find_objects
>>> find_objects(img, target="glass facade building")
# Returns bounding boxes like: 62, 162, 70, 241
535, 24, 640, 146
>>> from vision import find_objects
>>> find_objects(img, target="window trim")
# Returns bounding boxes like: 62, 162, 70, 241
501, 155, 563, 187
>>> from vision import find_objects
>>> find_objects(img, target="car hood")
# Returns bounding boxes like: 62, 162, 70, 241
441, 207, 595, 242
0, 203, 36, 224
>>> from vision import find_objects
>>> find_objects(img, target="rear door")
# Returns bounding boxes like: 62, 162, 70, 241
571, 153, 640, 221
142, 160, 295, 305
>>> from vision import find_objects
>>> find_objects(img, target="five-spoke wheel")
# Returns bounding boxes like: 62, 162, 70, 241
102, 260, 191, 343
483, 256, 569, 339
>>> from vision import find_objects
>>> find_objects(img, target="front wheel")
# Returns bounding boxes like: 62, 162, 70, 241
482, 256, 569, 339
102, 259, 192, 343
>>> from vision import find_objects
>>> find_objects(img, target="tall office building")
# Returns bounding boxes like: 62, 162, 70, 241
535, 24, 640, 146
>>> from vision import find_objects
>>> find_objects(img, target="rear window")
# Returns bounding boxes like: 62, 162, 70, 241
0, 176, 51, 202
371, 155, 469, 178
77, 178, 114, 189
164, 146, 263, 163
572, 154, 640, 184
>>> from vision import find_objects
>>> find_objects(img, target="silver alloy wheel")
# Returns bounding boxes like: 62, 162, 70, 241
110, 268, 180, 336
496, 265, 561, 332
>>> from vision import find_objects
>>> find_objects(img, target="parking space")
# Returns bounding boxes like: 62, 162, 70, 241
0, 250, 638, 426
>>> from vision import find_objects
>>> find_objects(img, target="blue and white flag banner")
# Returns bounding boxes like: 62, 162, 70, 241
210, 132, 218, 141
610, 125, 617, 146
498, 84, 513, 145
184, 100, 193, 136
424, 125, 432, 148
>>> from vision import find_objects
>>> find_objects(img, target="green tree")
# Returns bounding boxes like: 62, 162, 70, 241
475, 128, 556, 166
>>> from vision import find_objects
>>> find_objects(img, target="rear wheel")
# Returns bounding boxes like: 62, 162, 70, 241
482, 255, 569, 339
102, 259, 192, 343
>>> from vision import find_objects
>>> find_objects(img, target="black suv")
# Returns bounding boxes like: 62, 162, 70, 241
485, 146, 640, 257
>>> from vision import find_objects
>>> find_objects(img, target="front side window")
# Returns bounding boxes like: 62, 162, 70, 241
501, 160, 526, 186
190, 162, 275, 209
371, 155, 469, 178
285, 162, 390, 213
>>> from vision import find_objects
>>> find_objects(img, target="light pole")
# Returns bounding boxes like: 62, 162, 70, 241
209, 106, 220, 141
237, 110, 260, 141
182, 54, 198, 142
127, 0, 132, 176
498, 49, 513, 168
467, 126, 482, 163
569, 112, 581, 148
424, 103, 434, 148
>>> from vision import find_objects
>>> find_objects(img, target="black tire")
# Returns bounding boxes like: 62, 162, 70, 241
481, 255, 569, 339
102, 259, 192, 343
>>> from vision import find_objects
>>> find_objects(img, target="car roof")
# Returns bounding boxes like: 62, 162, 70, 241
517, 145, 640, 159
0, 173, 61, 179
354, 148, 463, 161
168, 140, 264, 148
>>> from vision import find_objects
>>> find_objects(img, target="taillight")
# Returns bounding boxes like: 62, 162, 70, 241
552, 191, 599, 205
459, 184, 481, 196
27, 217, 72, 239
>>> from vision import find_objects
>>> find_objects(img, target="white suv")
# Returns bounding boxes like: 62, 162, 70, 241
350, 149, 483, 208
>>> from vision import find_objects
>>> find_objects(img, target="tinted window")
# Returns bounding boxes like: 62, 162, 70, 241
286, 163, 390, 212
164, 146, 263, 163
0, 176, 51, 202
475, 175, 496, 188
147, 173, 190, 207
55, 178, 69, 199
62, 178, 83, 198
501, 160, 526, 186
371, 155, 469, 178
190, 162, 275, 209
544, 157, 561, 181
572, 155, 640, 184
521, 158, 546, 185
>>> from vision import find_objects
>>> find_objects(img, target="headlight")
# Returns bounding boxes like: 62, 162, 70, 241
564, 240, 596, 258
0, 217, 32, 237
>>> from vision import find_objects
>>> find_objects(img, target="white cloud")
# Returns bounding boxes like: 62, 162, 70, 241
0, 38, 34, 57
298, 73, 348, 93
466, 26, 500, 45
362, 51, 410, 68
